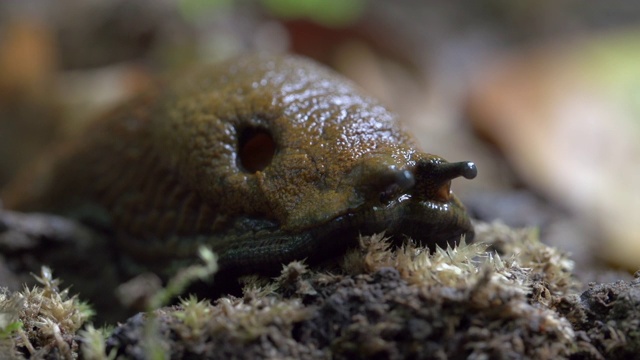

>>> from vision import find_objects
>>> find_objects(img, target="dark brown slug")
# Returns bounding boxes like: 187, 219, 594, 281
1, 54, 477, 276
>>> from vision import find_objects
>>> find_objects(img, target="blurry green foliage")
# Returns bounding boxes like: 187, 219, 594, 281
262, 0, 366, 26
179, 0, 234, 22
179, 0, 365, 26
578, 30, 640, 126
0, 320, 22, 339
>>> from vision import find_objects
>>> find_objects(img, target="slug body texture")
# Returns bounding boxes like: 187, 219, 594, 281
2, 54, 476, 275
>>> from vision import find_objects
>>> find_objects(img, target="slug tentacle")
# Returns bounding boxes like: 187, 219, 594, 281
431, 161, 478, 181
413, 159, 477, 203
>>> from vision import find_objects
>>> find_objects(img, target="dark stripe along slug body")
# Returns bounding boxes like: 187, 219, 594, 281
2, 54, 477, 276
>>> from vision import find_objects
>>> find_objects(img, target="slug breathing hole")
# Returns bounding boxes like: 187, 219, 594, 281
238, 127, 276, 173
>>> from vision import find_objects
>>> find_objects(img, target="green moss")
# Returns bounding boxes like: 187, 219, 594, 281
0, 266, 93, 358
79, 324, 117, 360
148, 246, 219, 309
173, 295, 213, 340
2, 220, 633, 358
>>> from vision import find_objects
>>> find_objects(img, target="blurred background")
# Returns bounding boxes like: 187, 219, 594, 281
1, 0, 640, 281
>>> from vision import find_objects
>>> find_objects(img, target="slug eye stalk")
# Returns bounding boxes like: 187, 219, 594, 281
414, 160, 477, 202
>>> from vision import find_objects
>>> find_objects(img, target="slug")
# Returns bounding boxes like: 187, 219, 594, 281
1, 54, 477, 276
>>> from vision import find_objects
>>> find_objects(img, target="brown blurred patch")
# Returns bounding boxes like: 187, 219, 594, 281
0, 19, 61, 188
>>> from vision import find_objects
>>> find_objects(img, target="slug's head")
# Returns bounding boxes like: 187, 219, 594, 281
340, 151, 477, 247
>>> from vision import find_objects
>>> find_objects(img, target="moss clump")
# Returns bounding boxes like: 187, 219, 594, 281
103, 222, 583, 359
79, 324, 117, 360
3, 220, 640, 359
1, 266, 93, 359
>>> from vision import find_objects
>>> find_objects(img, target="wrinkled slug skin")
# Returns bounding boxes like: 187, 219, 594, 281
1, 54, 475, 275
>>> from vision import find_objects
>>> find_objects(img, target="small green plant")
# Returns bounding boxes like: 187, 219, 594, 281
174, 295, 213, 340
0, 320, 22, 339
0, 266, 95, 357
79, 324, 117, 360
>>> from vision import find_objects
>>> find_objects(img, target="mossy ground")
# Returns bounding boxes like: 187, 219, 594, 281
1, 211, 639, 359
